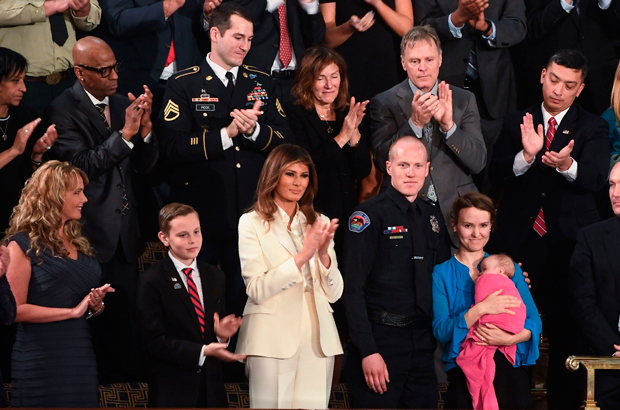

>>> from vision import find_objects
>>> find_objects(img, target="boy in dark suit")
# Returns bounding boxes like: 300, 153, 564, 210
136, 203, 244, 408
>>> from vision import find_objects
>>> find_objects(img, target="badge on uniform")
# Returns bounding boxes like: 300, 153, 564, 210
174, 283, 182, 290
247, 86, 268, 102
164, 99, 180, 121
249, 74, 257, 79
430, 215, 440, 233
196, 104, 215, 112
349, 211, 371, 233
384, 226, 408, 234
192, 94, 218, 103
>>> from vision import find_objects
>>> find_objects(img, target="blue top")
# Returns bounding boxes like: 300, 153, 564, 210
432, 254, 542, 371
602, 108, 620, 165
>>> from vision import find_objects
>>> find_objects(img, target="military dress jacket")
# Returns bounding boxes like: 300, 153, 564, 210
159, 60, 293, 232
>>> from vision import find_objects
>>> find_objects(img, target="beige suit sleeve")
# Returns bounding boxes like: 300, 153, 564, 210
238, 213, 303, 306
315, 215, 344, 303
71, 0, 101, 31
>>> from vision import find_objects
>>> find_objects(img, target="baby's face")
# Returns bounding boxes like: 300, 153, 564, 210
480, 258, 502, 275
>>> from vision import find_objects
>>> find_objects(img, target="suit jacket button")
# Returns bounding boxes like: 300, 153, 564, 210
197, 368, 202, 373
115, 209, 121, 214
185, 182, 189, 186
236, 163, 241, 168
117, 184, 122, 189
542, 192, 546, 197
235, 146, 240, 151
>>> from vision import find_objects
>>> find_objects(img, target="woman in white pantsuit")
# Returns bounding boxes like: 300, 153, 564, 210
236, 144, 344, 409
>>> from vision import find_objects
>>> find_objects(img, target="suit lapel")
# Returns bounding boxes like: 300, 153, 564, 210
160, 256, 202, 333
269, 214, 298, 257
603, 218, 620, 302
396, 80, 413, 123
551, 105, 578, 152
73, 82, 111, 142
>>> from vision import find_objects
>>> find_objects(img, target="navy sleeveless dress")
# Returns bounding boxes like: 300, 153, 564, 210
10, 232, 101, 407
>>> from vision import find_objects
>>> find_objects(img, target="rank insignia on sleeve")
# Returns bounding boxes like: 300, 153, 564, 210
275, 98, 286, 117
349, 211, 371, 233
164, 100, 180, 121
430, 215, 440, 233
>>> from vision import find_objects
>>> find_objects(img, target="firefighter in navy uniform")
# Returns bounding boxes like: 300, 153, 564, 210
343, 136, 451, 409
158, 3, 293, 317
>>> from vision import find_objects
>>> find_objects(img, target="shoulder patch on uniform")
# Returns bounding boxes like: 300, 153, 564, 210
349, 211, 371, 233
243, 65, 270, 77
430, 215, 440, 233
275, 98, 286, 117
164, 100, 180, 122
173, 66, 200, 80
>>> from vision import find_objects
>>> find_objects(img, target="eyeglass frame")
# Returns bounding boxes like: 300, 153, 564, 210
76, 61, 122, 78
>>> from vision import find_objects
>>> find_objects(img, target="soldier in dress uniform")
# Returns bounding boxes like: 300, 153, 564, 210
158, 2, 293, 317
343, 135, 451, 409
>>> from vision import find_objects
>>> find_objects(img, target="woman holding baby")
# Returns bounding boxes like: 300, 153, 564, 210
432, 192, 542, 409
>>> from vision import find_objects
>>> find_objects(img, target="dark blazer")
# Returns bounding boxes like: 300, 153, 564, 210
490, 103, 610, 251
158, 60, 293, 234
100, 0, 205, 96
286, 104, 371, 223
227, 0, 325, 73
513, 0, 620, 114
370, 79, 486, 245
415, 0, 526, 120
46, 81, 159, 262
136, 255, 227, 408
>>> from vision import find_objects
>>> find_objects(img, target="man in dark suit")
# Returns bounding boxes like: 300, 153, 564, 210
159, 2, 292, 318
370, 25, 486, 247
513, 0, 620, 114
415, 0, 526, 195
46, 36, 159, 383
569, 161, 620, 410
489, 49, 610, 409
136, 203, 244, 408
226, 0, 326, 105
343, 136, 452, 408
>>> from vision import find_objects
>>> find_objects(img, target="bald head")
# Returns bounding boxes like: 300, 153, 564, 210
73, 37, 119, 100
388, 136, 428, 162
73, 36, 114, 66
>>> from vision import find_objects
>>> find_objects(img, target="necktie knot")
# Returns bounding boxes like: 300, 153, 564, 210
549, 117, 557, 130
181, 267, 193, 277
96, 103, 106, 113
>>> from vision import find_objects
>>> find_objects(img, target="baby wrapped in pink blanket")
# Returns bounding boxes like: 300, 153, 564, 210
456, 254, 526, 410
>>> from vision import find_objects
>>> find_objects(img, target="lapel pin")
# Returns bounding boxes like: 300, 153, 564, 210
171, 277, 177, 282
243, 72, 248, 78
174, 283, 182, 290
563, 130, 569, 134
206, 75, 213, 81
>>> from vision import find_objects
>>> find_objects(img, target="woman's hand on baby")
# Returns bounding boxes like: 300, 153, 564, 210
479, 289, 520, 315
474, 323, 515, 346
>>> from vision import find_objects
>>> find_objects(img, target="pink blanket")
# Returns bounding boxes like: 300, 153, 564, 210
456, 274, 526, 410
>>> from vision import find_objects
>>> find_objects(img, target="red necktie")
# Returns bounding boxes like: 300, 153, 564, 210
166, 38, 176, 67
533, 117, 557, 237
181, 268, 205, 340
277, 2, 292, 68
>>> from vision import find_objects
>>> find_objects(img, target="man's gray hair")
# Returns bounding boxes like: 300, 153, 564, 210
400, 25, 442, 56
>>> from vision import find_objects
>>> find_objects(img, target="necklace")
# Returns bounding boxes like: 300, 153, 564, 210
317, 107, 334, 134
454, 253, 478, 270
0, 114, 10, 142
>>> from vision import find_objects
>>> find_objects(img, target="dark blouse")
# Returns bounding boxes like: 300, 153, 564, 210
0, 275, 16, 326
286, 104, 372, 226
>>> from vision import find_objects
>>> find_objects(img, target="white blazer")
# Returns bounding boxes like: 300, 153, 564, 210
235, 210, 344, 359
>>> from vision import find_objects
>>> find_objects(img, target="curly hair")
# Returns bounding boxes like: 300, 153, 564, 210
292, 45, 349, 111
3, 161, 95, 258
250, 144, 318, 226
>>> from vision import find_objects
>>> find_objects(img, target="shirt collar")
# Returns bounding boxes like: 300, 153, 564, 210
168, 251, 198, 274
82, 86, 109, 106
408, 79, 439, 97
206, 53, 239, 85
275, 202, 302, 225
541, 103, 571, 130
387, 185, 420, 215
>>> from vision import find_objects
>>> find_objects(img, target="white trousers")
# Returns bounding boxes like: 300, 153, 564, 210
246, 292, 335, 409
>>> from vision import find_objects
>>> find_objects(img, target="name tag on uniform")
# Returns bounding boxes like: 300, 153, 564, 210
414, 256, 424, 260
389, 235, 403, 240
196, 104, 215, 112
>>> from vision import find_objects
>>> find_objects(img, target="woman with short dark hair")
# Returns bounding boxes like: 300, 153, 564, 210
0, 47, 58, 233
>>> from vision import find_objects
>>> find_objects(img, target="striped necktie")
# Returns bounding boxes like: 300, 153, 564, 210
181, 267, 205, 340
533, 117, 557, 237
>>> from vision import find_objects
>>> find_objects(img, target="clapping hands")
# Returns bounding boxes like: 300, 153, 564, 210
337, 97, 369, 147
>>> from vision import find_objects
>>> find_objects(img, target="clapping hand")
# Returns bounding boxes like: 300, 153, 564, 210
12, 118, 41, 157
121, 96, 145, 140
230, 100, 262, 136
542, 139, 574, 171
338, 97, 369, 147
410, 91, 439, 129
88, 283, 115, 314
349, 11, 375, 32
433, 81, 454, 132
32, 124, 58, 161
317, 219, 339, 257
203, 0, 221, 16
213, 312, 243, 341
520, 113, 544, 163
203, 342, 246, 362
128, 85, 153, 139
163, 0, 185, 18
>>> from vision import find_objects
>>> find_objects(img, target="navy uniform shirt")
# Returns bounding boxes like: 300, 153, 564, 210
343, 185, 451, 358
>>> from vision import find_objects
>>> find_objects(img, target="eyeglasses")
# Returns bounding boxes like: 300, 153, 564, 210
77, 61, 122, 78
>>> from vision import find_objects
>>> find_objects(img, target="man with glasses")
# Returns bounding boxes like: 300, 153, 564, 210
45, 36, 159, 384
